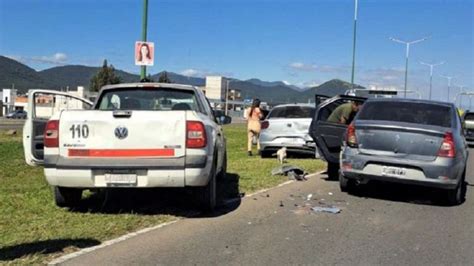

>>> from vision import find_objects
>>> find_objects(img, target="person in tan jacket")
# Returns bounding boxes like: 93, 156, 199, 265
244, 99, 263, 156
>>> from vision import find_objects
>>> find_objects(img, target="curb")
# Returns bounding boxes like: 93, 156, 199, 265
48, 170, 326, 265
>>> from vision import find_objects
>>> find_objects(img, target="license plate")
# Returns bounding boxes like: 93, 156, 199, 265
282, 138, 304, 144
104, 173, 137, 184
381, 166, 406, 177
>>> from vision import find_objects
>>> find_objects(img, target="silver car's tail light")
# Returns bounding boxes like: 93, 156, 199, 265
261, 121, 269, 129
438, 132, 455, 158
346, 123, 358, 148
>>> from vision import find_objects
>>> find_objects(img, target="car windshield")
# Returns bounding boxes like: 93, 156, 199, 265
357, 101, 452, 128
96, 88, 200, 112
267, 106, 315, 119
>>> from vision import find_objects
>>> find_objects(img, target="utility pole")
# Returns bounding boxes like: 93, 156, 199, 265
140, 0, 149, 80
440, 75, 453, 103
225, 79, 230, 115
457, 85, 465, 109
390, 36, 430, 98
419, 61, 444, 100
350, 0, 358, 91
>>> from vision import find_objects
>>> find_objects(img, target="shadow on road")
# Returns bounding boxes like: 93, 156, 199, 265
347, 180, 469, 207
0, 238, 100, 262
69, 172, 242, 218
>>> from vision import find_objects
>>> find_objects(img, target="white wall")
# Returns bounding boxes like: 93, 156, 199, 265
205, 76, 226, 100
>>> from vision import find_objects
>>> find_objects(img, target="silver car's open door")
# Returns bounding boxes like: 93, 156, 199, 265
309, 95, 366, 165
23, 90, 93, 166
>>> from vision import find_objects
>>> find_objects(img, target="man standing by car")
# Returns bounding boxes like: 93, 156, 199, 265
327, 101, 361, 124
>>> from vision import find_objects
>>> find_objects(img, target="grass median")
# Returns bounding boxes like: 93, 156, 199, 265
0, 124, 325, 264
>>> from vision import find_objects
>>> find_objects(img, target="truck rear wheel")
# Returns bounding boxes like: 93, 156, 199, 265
197, 162, 217, 212
54, 186, 82, 208
217, 151, 227, 180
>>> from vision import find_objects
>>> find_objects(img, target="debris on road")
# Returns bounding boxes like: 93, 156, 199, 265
279, 201, 284, 207
271, 165, 307, 181
328, 192, 333, 196
306, 194, 313, 201
311, 206, 341, 214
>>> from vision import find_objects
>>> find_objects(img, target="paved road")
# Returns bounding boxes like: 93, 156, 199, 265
63, 149, 474, 265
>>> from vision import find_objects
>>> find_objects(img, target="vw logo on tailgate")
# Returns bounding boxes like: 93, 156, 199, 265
114, 126, 128, 139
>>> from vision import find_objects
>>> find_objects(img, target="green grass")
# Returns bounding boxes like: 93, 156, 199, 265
224, 124, 326, 193
0, 125, 325, 264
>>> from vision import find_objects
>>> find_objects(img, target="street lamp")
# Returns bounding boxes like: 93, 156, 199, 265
140, 0, 149, 80
456, 85, 465, 108
419, 61, 444, 100
440, 75, 453, 103
225, 79, 230, 116
389, 36, 430, 98
350, 0, 359, 90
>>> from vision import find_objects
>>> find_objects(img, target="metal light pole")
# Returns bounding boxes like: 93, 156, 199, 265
225, 79, 230, 115
350, 0, 358, 90
419, 61, 444, 100
140, 0, 149, 80
457, 85, 465, 109
440, 75, 453, 103
389, 36, 430, 98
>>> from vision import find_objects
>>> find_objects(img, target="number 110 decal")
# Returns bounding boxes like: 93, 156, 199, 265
70, 124, 89, 139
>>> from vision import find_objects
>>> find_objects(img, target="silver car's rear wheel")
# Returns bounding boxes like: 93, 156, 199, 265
446, 171, 465, 206
339, 172, 356, 193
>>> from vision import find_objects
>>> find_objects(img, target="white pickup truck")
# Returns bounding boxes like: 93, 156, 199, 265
23, 83, 230, 211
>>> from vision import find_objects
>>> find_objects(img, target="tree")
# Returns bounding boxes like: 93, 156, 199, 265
158, 71, 172, 83
89, 60, 121, 92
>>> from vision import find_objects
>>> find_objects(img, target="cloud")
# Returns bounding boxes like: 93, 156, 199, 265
180, 68, 233, 78
287, 62, 348, 74
7, 53, 68, 65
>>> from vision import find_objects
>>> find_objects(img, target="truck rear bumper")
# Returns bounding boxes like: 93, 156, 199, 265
45, 166, 211, 188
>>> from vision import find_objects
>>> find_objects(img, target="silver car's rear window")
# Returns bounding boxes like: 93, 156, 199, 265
358, 101, 452, 128
268, 106, 315, 119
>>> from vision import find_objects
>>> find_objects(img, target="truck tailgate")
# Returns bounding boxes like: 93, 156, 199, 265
58, 110, 186, 160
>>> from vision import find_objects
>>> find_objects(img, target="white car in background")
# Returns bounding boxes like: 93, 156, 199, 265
259, 104, 316, 158
23, 83, 230, 211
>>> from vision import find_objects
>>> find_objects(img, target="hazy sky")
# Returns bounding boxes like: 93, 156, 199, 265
0, 0, 472, 102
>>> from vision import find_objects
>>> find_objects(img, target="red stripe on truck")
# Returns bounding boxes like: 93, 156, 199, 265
68, 149, 175, 157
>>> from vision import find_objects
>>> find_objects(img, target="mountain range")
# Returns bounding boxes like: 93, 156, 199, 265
0, 55, 364, 103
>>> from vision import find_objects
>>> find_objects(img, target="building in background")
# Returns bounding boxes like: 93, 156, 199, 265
205, 76, 227, 101
1, 86, 97, 117
2, 88, 17, 115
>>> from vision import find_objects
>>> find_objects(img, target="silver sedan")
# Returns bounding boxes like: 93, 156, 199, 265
339, 98, 469, 205
259, 104, 316, 158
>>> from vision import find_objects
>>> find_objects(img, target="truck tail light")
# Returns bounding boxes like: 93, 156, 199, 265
44, 120, 59, 148
186, 121, 207, 148
346, 122, 358, 148
438, 132, 455, 158
261, 120, 269, 129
